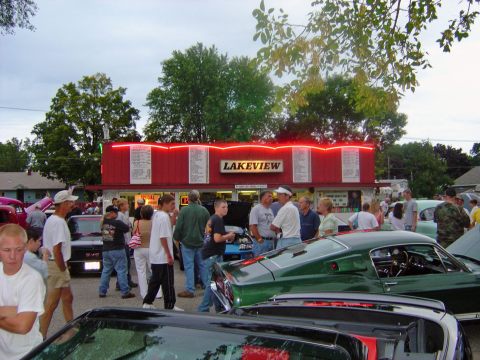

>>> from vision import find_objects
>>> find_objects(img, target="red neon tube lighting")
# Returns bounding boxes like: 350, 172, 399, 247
112, 143, 374, 151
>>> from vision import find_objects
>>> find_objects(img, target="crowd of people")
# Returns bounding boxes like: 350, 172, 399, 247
0, 185, 477, 358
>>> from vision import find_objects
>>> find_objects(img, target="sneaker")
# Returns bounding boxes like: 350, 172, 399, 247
177, 290, 194, 298
99, 294, 106, 298
121, 292, 136, 299
142, 303, 156, 309
173, 306, 184, 312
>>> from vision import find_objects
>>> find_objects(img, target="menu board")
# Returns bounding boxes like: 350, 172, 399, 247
130, 145, 152, 184
292, 148, 311, 183
323, 191, 349, 207
342, 148, 360, 183
189, 146, 209, 184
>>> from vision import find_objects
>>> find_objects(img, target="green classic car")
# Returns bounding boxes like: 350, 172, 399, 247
382, 199, 443, 239
212, 230, 480, 320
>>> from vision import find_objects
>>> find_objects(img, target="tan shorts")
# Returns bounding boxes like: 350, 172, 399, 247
47, 261, 71, 289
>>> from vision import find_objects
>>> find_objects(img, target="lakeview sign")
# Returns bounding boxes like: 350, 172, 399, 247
220, 160, 284, 173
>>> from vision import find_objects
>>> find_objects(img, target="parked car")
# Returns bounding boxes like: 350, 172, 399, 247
382, 199, 442, 239
22, 292, 472, 360
212, 230, 480, 320
23, 307, 371, 360
0, 196, 53, 228
67, 215, 103, 274
0, 205, 20, 228
229, 292, 472, 360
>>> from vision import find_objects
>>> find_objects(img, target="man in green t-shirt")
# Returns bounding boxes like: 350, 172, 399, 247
173, 190, 210, 298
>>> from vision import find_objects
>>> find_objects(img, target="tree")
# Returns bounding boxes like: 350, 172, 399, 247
275, 76, 406, 150
378, 141, 450, 197
0, 137, 30, 171
144, 43, 277, 142
253, 0, 480, 110
471, 142, 480, 166
0, 0, 38, 35
30, 73, 140, 187
433, 144, 473, 179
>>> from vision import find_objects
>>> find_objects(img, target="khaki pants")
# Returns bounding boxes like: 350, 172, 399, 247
47, 261, 71, 289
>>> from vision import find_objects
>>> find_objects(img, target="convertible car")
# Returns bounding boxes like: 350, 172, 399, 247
22, 293, 471, 359
212, 230, 480, 320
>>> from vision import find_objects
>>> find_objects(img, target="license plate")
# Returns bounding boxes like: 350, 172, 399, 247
84, 261, 101, 270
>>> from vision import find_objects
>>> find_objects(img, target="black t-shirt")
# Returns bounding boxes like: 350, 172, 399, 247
134, 206, 142, 221
101, 217, 129, 251
202, 214, 227, 259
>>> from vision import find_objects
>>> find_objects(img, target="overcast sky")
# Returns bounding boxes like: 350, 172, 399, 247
1, 0, 479, 153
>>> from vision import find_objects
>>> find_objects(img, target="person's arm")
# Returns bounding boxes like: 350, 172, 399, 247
172, 211, 183, 241
249, 224, 263, 243
213, 231, 235, 243
412, 211, 418, 231
348, 214, 355, 230
53, 243, 66, 271
0, 311, 38, 334
160, 237, 174, 266
0, 306, 17, 318
313, 213, 320, 238
26, 213, 33, 225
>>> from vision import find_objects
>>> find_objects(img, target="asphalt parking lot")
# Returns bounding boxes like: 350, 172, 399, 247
48, 260, 480, 357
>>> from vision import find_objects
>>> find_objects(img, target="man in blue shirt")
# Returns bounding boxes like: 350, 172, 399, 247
298, 197, 320, 241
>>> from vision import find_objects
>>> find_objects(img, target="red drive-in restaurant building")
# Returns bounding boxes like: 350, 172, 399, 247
95, 142, 377, 220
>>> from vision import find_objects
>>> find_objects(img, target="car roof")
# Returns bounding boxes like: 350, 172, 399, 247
329, 230, 436, 250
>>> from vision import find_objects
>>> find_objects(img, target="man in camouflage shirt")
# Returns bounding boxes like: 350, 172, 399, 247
433, 188, 471, 248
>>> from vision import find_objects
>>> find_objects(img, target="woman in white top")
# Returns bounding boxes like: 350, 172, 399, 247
389, 203, 405, 230
317, 197, 339, 236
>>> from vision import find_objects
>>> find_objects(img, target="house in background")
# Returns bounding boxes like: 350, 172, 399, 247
0, 171, 84, 205
453, 166, 480, 194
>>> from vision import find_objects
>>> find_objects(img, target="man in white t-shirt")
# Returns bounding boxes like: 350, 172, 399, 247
270, 186, 301, 249
143, 194, 179, 310
348, 203, 379, 230
0, 224, 45, 360
39, 190, 78, 338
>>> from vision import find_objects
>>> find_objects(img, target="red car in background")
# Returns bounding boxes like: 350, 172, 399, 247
0, 196, 53, 228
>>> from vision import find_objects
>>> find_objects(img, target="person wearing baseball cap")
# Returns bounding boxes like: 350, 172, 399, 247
40, 190, 78, 338
433, 187, 471, 247
270, 185, 301, 249
134, 198, 145, 221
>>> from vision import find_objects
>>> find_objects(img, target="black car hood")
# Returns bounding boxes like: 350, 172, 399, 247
203, 201, 252, 228
447, 225, 480, 263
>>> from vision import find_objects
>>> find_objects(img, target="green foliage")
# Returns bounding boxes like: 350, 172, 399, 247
30, 73, 140, 186
470, 142, 480, 166
144, 43, 277, 142
433, 144, 473, 179
0, 137, 30, 171
253, 0, 479, 110
275, 76, 406, 150
378, 141, 451, 197
0, 0, 37, 35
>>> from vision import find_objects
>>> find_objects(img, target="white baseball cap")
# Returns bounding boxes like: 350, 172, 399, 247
274, 186, 293, 196
54, 190, 78, 204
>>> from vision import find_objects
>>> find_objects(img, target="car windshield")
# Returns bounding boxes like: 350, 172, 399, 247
31, 317, 352, 360
68, 217, 101, 236
266, 238, 347, 268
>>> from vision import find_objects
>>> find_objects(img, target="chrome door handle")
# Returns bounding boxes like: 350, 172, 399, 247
384, 281, 398, 286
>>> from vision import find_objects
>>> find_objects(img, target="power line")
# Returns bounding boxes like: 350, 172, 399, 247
0, 106, 47, 112
402, 136, 478, 143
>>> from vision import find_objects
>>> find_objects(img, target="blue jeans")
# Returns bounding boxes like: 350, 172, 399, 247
181, 245, 205, 294
198, 255, 222, 312
276, 237, 301, 249
252, 239, 274, 257
99, 249, 129, 296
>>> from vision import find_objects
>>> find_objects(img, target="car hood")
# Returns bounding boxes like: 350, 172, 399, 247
447, 225, 480, 263
204, 201, 252, 228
